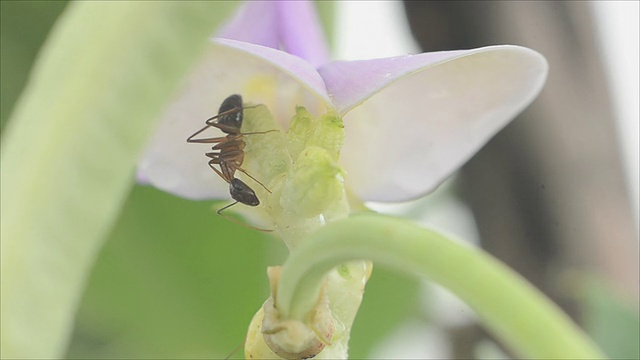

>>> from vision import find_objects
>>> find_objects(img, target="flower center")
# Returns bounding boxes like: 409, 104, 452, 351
240, 104, 349, 249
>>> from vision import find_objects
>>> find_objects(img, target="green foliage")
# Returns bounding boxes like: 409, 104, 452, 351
0, 0, 68, 130
66, 186, 285, 359
349, 268, 420, 358
583, 280, 640, 359
1, 2, 236, 358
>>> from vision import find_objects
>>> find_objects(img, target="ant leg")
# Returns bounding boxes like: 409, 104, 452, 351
217, 201, 238, 214
212, 137, 243, 151
199, 104, 269, 133
188, 107, 245, 138
188, 135, 228, 143
207, 153, 237, 182
186, 125, 228, 143
224, 340, 245, 360
206, 122, 240, 134
241, 129, 280, 136
203, 103, 264, 126
217, 202, 274, 232
207, 159, 233, 184
203, 107, 243, 124
241, 104, 261, 110
235, 166, 272, 193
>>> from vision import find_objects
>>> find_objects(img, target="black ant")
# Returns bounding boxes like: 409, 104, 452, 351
187, 94, 276, 231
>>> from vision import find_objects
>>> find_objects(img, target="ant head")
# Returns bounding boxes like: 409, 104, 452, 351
230, 178, 260, 206
217, 94, 243, 130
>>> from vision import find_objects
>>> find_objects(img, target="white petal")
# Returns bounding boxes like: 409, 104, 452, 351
319, 46, 548, 202
138, 39, 330, 200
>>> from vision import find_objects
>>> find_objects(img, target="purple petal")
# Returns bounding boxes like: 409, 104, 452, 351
216, 1, 279, 49
319, 50, 469, 115
217, 1, 329, 67
138, 40, 331, 200
319, 46, 548, 202
275, 0, 330, 67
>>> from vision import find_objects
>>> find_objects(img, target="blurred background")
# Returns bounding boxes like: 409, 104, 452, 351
1, 1, 637, 359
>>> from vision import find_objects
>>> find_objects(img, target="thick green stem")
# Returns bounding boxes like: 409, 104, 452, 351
0, 3, 236, 358
277, 213, 605, 359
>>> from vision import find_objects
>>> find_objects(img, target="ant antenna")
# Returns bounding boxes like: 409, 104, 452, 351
224, 338, 245, 359
217, 202, 274, 233
203, 103, 261, 124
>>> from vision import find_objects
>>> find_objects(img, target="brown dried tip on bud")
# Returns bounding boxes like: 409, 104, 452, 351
261, 266, 334, 359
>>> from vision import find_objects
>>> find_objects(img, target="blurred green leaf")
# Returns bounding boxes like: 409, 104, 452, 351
583, 280, 640, 360
0, 0, 67, 130
349, 268, 420, 359
66, 186, 285, 359
1, 2, 237, 358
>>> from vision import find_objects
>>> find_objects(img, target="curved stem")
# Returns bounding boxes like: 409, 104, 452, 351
276, 213, 605, 359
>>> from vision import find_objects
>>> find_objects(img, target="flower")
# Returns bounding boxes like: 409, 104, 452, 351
137, 1, 548, 204
135, 2, 549, 358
